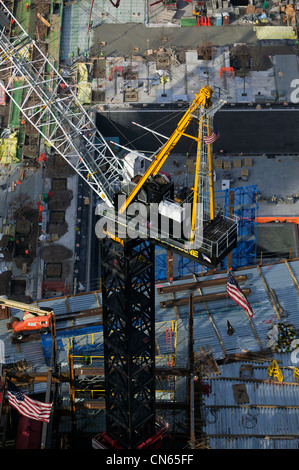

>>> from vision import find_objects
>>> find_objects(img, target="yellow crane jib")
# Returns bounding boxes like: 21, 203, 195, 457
119, 86, 214, 214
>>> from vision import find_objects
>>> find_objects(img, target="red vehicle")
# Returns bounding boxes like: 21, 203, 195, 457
92, 416, 169, 449
10, 312, 51, 342
2, 298, 53, 342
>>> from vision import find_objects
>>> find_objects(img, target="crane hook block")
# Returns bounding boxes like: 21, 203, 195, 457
197, 85, 214, 108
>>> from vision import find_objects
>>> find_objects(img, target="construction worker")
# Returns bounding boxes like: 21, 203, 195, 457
24, 248, 29, 258
25, 3, 29, 11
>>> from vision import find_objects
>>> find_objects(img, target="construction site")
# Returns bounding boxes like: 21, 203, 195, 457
0, 0, 298, 453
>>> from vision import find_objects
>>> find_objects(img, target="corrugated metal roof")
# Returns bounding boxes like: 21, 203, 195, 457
208, 436, 299, 450
37, 298, 68, 315
154, 260, 299, 449
3, 259, 299, 446
156, 261, 299, 361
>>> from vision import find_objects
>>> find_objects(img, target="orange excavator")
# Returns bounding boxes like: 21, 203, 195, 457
1, 298, 53, 342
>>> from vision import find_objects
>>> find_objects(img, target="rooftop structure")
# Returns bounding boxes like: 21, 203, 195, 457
0, 0, 299, 450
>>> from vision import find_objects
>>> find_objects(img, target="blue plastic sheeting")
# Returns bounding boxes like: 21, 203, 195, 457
153, 186, 258, 280
155, 247, 209, 281
41, 325, 103, 365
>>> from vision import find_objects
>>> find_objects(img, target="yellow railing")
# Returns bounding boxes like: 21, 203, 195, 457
68, 320, 178, 398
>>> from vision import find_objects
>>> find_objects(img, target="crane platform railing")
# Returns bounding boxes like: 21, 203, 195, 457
96, 203, 238, 266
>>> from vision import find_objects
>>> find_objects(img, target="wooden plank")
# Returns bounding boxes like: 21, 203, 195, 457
206, 345, 221, 374
192, 270, 227, 364
198, 346, 222, 374
160, 288, 251, 308
243, 303, 264, 351
37, 12, 51, 28
205, 375, 299, 386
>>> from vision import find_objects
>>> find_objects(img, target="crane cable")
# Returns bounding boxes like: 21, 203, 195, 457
109, 0, 121, 7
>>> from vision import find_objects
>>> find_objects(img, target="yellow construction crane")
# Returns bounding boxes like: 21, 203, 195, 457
115, 85, 234, 265
119, 86, 213, 214
0, 1, 237, 268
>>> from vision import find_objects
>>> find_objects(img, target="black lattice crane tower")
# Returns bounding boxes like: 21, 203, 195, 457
0, 3, 238, 449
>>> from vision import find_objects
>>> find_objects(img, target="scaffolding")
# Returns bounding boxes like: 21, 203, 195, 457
67, 320, 179, 416
223, 185, 258, 269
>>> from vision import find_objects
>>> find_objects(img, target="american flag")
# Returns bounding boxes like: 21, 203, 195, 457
227, 271, 255, 318
7, 380, 52, 423
203, 126, 220, 145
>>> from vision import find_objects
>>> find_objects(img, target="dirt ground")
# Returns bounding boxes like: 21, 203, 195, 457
0, 270, 11, 296
48, 190, 73, 211
40, 244, 73, 263
0, 208, 39, 270
230, 45, 297, 71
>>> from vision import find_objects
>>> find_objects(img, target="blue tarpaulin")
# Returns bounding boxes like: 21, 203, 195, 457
41, 325, 103, 365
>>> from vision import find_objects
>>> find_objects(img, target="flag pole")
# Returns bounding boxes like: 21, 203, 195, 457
40, 368, 53, 449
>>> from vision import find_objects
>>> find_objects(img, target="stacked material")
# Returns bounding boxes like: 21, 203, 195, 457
267, 321, 297, 353
0, 132, 18, 164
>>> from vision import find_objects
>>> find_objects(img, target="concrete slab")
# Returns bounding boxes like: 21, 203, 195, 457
214, 109, 299, 155
92, 24, 258, 59
236, 88, 253, 102
256, 222, 299, 257
273, 55, 299, 102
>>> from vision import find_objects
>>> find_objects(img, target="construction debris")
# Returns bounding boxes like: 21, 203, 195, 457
266, 321, 298, 353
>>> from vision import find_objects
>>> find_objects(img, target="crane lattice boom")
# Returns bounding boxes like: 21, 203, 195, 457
0, 2, 123, 207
